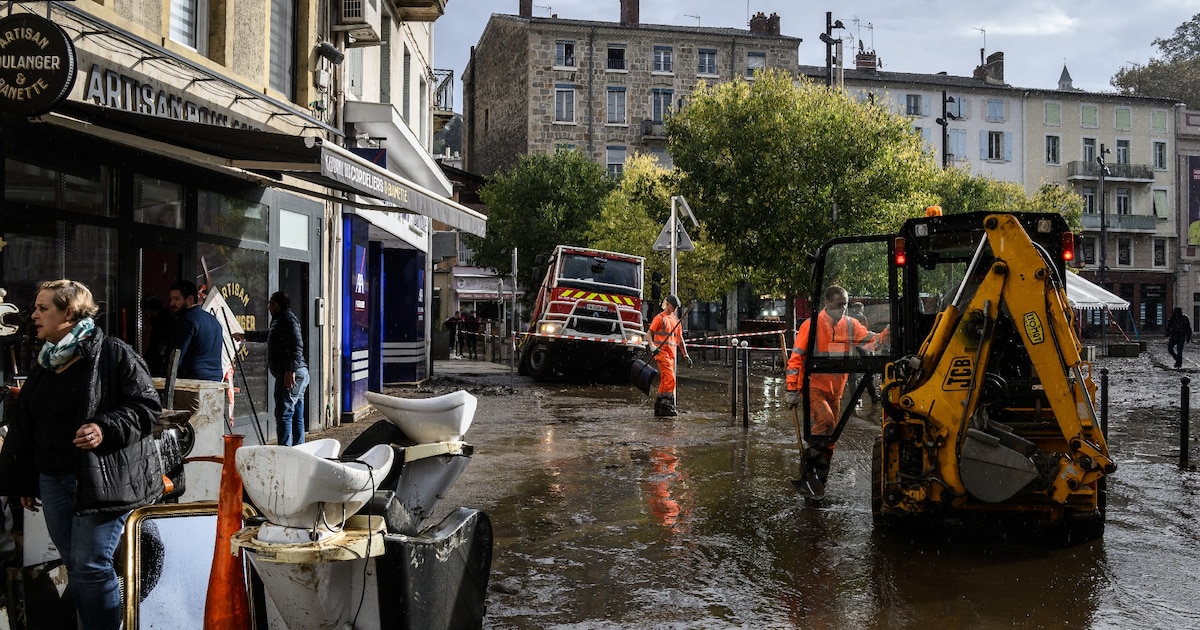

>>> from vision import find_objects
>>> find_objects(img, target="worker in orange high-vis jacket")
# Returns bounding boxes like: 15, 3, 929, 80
648, 294, 691, 417
785, 285, 886, 499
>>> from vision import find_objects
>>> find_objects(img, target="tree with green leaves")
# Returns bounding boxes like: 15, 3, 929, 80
584, 153, 736, 303
929, 169, 1083, 230
668, 68, 937, 303
1111, 13, 1200, 108
467, 149, 615, 292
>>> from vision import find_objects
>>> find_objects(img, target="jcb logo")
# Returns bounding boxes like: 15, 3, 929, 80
0, 302, 18, 338
1023, 312, 1045, 345
943, 356, 973, 390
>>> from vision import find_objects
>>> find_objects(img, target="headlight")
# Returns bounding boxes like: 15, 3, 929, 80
539, 322, 561, 335
627, 333, 644, 345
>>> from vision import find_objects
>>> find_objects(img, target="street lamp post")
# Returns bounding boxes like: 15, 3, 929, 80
935, 91, 957, 168
820, 12, 844, 88
1097, 144, 1112, 352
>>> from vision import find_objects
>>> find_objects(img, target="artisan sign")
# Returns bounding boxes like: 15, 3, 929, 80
83, 64, 262, 130
0, 12, 76, 116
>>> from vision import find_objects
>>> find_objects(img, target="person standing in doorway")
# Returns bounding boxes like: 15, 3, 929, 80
648, 294, 691, 417
238, 292, 309, 446
1167, 306, 1192, 369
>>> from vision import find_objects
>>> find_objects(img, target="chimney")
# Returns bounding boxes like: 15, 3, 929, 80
856, 51, 878, 71
749, 11, 768, 33
766, 12, 780, 36
519, 0, 532, 18
620, 0, 639, 25
972, 51, 1005, 85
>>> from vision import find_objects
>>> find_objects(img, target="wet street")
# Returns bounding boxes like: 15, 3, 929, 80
358, 341, 1200, 629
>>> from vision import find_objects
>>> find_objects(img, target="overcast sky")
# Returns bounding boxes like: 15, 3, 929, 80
434, 0, 1198, 112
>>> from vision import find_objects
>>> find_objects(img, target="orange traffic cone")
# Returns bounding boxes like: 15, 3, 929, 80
204, 433, 251, 629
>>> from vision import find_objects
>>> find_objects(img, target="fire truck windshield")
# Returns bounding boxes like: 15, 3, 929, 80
559, 254, 641, 294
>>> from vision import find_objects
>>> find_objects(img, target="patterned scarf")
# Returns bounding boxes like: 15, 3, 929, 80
39, 317, 96, 369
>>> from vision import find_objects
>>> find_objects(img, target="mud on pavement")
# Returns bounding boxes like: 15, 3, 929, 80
312, 340, 1200, 629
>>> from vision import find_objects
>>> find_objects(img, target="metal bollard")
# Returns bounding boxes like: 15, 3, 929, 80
741, 342, 750, 428
1182, 376, 1191, 469
730, 338, 739, 418
1100, 368, 1109, 440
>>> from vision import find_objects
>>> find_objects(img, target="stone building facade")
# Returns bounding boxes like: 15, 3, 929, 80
463, 0, 801, 176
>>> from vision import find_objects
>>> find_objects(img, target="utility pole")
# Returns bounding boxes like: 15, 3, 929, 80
820, 12, 844, 88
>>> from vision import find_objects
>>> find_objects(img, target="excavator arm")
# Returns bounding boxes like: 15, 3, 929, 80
885, 214, 1114, 514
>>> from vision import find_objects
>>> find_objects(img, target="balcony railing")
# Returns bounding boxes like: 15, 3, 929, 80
1079, 213, 1159, 232
1067, 161, 1155, 182
641, 119, 666, 138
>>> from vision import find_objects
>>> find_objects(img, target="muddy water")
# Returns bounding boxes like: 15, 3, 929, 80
424, 344, 1200, 629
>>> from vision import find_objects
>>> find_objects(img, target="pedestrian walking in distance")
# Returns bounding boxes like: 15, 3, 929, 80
1167, 306, 1192, 369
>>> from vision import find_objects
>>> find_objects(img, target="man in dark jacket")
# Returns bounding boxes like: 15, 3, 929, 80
166, 280, 224, 381
240, 292, 308, 446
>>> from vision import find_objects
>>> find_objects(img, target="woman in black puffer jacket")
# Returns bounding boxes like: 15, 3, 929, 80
0, 279, 162, 630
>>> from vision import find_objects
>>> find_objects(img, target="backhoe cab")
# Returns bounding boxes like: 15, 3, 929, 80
803, 210, 1112, 539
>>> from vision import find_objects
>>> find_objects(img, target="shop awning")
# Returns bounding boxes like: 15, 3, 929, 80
1066, 273, 1130, 310
37, 101, 486, 236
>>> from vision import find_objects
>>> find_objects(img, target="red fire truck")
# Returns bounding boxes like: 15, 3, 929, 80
518, 246, 647, 381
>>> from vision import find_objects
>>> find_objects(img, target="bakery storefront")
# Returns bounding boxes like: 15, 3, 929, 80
0, 7, 485, 436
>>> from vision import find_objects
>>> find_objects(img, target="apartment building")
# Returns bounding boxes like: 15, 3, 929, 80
1175, 109, 1200, 327
1027, 74, 1179, 331
463, 0, 801, 177
805, 51, 1179, 332
0, 0, 480, 433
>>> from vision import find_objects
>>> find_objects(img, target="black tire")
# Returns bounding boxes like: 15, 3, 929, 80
527, 343, 554, 381
517, 346, 531, 376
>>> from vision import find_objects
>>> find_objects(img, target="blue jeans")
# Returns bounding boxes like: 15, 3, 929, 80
39, 473, 128, 630
275, 366, 309, 446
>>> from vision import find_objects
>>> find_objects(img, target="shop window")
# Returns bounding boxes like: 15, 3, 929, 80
197, 242, 269, 425
199, 190, 269, 243
5, 158, 112, 217
0, 224, 117, 353
279, 209, 309, 251
133, 175, 184, 229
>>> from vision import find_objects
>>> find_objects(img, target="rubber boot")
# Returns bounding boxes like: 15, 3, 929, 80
654, 395, 671, 417
663, 392, 678, 417
798, 445, 833, 500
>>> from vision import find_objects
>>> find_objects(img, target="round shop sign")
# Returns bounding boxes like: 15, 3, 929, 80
0, 12, 77, 116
